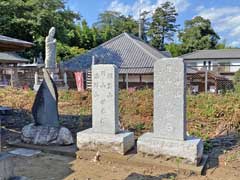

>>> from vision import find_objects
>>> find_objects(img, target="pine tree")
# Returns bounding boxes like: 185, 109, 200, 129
147, 2, 179, 50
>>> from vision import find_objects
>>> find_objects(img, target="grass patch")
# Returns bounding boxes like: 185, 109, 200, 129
0, 88, 239, 139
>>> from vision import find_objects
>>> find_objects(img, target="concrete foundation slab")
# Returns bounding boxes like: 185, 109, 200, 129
137, 133, 203, 165
9, 148, 41, 157
77, 128, 134, 155
0, 153, 14, 180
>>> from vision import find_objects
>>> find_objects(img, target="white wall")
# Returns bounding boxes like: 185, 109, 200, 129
119, 74, 153, 83
142, 75, 153, 83
185, 59, 240, 72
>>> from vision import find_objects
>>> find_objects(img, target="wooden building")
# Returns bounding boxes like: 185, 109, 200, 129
187, 68, 233, 93
0, 35, 34, 87
61, 33, 171, 90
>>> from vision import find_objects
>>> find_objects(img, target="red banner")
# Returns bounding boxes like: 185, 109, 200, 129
74, 72, 84, 91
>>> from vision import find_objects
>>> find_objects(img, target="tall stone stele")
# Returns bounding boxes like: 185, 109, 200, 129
45, 27, 56, 70
137, 58, 203, 165
77, 64, 135, 155
21, 69, 73, 145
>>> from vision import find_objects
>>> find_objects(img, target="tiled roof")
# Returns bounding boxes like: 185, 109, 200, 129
0, 52, 29, 63
181, 49, 240, 60
62, 33, 171, 74
0, 35, 33, 46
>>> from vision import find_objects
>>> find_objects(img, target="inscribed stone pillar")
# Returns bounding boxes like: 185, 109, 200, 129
92, 65, 119, 134
77, 64, 134, 155
154, 59, 186, 140
137, 58, 203, 165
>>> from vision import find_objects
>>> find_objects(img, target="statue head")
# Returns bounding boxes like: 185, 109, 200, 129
48, 27, 56, 38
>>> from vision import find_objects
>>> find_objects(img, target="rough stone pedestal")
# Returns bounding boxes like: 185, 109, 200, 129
0, 153, 14, 180
21, 123, 73, 145
137, 133, 203, 165
77, 128, 134, 155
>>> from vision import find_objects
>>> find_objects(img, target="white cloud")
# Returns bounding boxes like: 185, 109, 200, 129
107, 0, 131, 15
197, 7, 240, 37
195, 5, 204, 12
107, 0, 190, 19
228, 40, 240, 47
196, 6, 240, 47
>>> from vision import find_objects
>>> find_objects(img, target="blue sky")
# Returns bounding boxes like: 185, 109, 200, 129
67, 0, 240, 47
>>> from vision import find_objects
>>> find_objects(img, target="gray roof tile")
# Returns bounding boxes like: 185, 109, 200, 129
0, 35, 33, 46
181, 49, 240, 60
62, 33, 170, 73
0, 52, 29, 63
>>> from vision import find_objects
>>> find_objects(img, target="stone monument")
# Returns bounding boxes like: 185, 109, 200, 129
1, 112, 14, 179
137, 58, 203, 165
77, 64, 134, 155
21, 69, 73, 145
45, 27, 56, 70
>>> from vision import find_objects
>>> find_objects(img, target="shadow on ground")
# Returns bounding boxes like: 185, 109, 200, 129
204, 134, 239, 172
125, 172, 177, 180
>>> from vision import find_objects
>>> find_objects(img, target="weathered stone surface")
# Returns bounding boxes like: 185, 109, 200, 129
77, 64, 134, 154
137, 133, 203, 165
77, 128, 134, 155
45, 27, 56, 69
0, 153, 14, 180
9, 176, 29, 180
0, 106, 13, 115
92, 64, 119, 134
137, 58, 203, 165
21, 123, 73, 145
32, 69, 59, 127
154, 58, 186, 140
9, 148, 41, 157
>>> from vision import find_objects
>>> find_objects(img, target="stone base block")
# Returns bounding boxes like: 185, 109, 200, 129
0, 153, 14, 180
137, 133, 203, 165
77, 128, 134, 155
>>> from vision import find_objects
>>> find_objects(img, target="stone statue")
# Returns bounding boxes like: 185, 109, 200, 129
37, 52, 44, 64
45, 27, 56, 69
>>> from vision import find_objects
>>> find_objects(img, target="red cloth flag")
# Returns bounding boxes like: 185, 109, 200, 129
74, 72, 84, 91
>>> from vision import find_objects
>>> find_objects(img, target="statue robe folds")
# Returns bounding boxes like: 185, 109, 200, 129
45, 27, 56, 69
32, 69, 59, 127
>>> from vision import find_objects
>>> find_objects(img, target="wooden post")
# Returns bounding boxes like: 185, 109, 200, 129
205, 66, 208, 93
10, 68, 13, 87
215, 78, 218, 94
126, 73, 129, 90
63, 71, 69, 89
34, 71, 38, 86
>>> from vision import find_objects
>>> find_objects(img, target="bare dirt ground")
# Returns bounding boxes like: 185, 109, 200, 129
8, 140, 240, 180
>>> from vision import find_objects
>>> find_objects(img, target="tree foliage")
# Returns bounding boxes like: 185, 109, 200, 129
0, 0, 226, 61
179, 16, 220, 54
165, 43, 182, 57
147, 2, 179, 50
94, 11, 138, 41
0, 0, 80, 59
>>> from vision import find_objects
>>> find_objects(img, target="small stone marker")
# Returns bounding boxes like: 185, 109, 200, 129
137, 58, 203, 165
0, 153, 14, 179
77, 64, 134, 155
